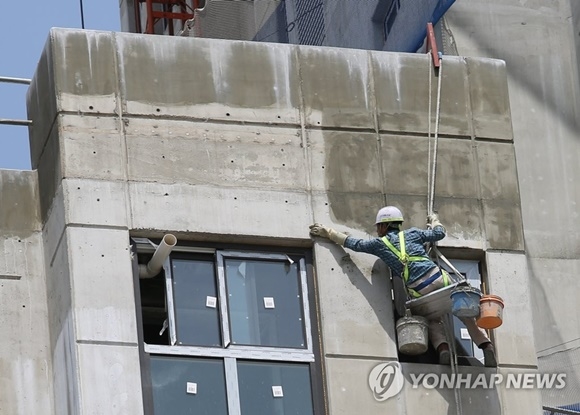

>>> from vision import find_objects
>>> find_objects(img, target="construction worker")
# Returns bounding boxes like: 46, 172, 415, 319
309, 206, 497, 367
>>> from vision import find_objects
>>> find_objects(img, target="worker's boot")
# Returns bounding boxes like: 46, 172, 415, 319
479, 342, 497, 367
437, 343, 451, 365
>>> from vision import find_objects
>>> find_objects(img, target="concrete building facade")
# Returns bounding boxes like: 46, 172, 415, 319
117, 0, 580, 411
0, 25, 553, 413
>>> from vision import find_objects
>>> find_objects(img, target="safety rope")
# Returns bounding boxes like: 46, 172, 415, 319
427, 57, 443, 216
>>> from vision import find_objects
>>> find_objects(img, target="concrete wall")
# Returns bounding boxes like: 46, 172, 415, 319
21, 28, 539, 414
445, 0, 580, 407
0, 170, 53, 414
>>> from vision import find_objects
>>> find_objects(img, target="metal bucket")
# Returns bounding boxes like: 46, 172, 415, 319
450, 286, 482, 318
396, 315, 429, 355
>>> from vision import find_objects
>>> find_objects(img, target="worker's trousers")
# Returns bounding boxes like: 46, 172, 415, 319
429, 317, 490, 349
412, 268, 491, 349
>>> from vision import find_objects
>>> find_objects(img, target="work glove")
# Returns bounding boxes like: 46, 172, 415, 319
309, 223, 348, 246
427, 213, 443, 229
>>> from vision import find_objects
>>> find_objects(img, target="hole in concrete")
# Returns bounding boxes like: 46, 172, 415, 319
164, 193, 169, 196
321, 165, 325, 169
97, 198, 100, 202
93, 151, 96, 154
162, 155, 165, 159
156, 108, 161, 112
234, 197, 237, 200
77, 187, 81, 190
324, 202, 328, 206
101, 255, 105, 258
89, 106, 94, 110
277, 116, 281, 119
22, 305, 26, 308
280, 148, 284, 152
226, 113, 231, 116
331, 268, 334, 271
285, 200, 288, 203
231, 160, 234, 163
282, 163, 286, 167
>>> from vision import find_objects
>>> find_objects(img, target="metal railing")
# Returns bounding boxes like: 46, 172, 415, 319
544, 406, 580, 415
0, 76, 32, 126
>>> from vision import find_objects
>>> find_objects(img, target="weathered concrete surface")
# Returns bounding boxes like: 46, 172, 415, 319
0, 170, 53, 415
22, 29, 533, 414
446, 0, 580, 407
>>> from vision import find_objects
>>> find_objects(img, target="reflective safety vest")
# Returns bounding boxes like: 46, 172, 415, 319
381, 231, 447, 298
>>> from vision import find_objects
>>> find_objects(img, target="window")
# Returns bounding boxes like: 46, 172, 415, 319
440, 260, 486, 365
383, 0, 400, 41
134, 239, 321, 415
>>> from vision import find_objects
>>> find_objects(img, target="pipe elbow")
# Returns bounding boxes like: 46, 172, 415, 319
139, 234, 177, 278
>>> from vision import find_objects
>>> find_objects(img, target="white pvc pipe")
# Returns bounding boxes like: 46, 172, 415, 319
139, 234, 177, 278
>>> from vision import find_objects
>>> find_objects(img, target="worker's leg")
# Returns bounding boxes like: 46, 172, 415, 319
460, 317, 497, 367
429, 318, 450, 365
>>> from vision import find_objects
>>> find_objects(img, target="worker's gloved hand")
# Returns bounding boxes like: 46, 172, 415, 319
427, 213, 443, 229
309, 223, 348, 246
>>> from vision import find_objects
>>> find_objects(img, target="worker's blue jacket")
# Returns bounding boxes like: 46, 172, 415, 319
343, 226, 446, 285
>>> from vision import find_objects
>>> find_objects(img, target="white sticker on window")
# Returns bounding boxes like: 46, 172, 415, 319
264, 297, 275, 309
460, 328, 471, 340
272, 385, 283, 397
206, 296, 217, 308
186, 382, 198, 394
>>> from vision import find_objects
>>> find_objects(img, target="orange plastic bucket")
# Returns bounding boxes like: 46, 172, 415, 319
476, 294, 504, 329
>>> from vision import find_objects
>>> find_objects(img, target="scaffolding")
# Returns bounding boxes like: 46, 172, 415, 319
135, 0, 203, 35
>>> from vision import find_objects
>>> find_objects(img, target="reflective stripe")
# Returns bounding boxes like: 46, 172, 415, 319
381, 231, 430, 285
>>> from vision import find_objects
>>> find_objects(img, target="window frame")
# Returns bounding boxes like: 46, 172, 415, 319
132, 238, 323, 415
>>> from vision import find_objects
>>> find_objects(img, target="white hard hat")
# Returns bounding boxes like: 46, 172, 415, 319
375, 206, 404, 225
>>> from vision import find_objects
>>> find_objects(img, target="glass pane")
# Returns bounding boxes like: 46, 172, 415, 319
237, 361, 314, 415
173, 258, 221, 347
150, 356, 228, 415
225, 258, 305, 348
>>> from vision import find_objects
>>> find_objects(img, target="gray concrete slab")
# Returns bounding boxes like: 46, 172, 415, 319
60, 115, 127, 181
308, 129, 383, 193
314, 244, 397, 358
482, 199, 525, 251
0, 233, 53, 415
52, 316, 79, 415
528, 257, 580, 353
466, 58, 513, 140
129, 182, 313, 240
67, 227, 137, 344
126, 119, 307, 190
496, 367, 544, 415
76, 343, 143, 414
381, 135, 480, 199
36, 123, 62, 223
299, 46, 373, 128
476, 141, 520, 201
401, 363, 502, 414
51, 30, 119, 115
372, 53, 472, 136
116, 34, 301, 124
486, 251, 537, 366
26, 37, 57, 167
325, 357, 406, 414
0, 170, 40, 235
63, 179, 129, 228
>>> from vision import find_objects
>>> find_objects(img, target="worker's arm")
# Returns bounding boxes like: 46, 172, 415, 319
342, 236, 383, 254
